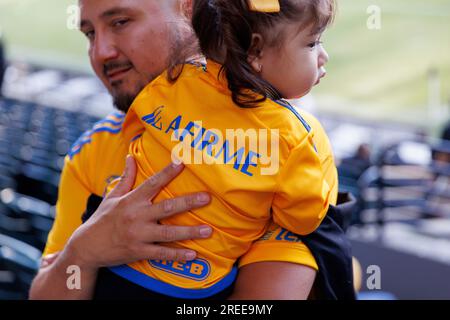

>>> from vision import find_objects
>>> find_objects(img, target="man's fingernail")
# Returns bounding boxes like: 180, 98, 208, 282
200, 226, 212, 237
197, 193, 210, 203
172, 158, 183, 168
185, 251, 196, 260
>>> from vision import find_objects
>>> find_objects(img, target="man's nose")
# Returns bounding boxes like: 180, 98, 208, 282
92, 32, 119, 64
318, 45, 329, 68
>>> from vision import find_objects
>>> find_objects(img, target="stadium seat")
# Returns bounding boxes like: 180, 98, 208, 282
0, 234, 41, 299
0, 188, 54, 250
350, 138, 450, 226
14, 163, 60, 205
0, 82, 101, 300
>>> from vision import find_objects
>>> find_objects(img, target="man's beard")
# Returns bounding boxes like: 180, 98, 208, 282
111, 81, 147, 113
113, 92, 139, 113
105, 58, 152, 113
110, 27, 196, 113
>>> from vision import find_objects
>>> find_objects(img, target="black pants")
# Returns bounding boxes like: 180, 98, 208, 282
92, 267, 234, 300
83, 192, 357, 300
301, 192, 356, 300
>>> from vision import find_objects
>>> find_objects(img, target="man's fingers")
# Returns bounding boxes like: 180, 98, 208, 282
129, 162, 185, 202
148, 193, 211, 220
146, 224, 212, 243
144, 245, 197, 262
40, 252, 61, 269
108, 155, 137, 198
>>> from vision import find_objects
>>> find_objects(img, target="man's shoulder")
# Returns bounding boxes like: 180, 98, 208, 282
63, 111, 129, 196
67, 111, 126, 161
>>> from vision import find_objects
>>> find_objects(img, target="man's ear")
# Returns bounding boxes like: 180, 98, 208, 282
247, 33, 265, 73
179, 0, 193, 19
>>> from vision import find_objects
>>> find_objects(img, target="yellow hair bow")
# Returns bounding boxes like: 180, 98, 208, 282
247, 0, 280, 13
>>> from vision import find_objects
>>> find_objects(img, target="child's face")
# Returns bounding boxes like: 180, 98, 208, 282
259, 22, 329, 99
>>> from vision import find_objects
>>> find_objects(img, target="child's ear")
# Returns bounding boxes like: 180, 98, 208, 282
247, 33, 265, 73
179, 0, 193, 19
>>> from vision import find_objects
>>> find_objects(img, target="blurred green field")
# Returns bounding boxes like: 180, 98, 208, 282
0, 0, 449, 128
0, 0, 88, 69
316, 0, 450, 127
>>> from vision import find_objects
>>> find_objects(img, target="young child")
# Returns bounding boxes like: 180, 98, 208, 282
111, 0, 336, 298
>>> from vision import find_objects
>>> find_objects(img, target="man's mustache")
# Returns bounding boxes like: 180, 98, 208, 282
103, 61, 134, 77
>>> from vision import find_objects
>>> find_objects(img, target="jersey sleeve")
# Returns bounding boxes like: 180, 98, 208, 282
298, 110, 338, 205
271, 131, 331, 236
42, 155, 92, 256
239, 110, 337, 271
43, 112, 128, 257
238, 221, 318, 271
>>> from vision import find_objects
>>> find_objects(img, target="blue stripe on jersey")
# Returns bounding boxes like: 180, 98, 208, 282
272, 99, 318, 153
108, 265, 238, 299
111, 111, 126, 119
273, 99, 312, 133
94, 118, 124, 127
68, 138, 92, 159
91, 126, 122, 134
131, 133, 143, 142
68, 116, 123, 159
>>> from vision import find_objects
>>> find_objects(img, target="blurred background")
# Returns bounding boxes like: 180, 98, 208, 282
0, 0, 449, 300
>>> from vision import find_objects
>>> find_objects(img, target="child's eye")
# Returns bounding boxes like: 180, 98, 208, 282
308, 41, 323, 49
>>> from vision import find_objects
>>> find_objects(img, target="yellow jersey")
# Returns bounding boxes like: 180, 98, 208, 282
43, 63, 338, 298
112, 60, 332, 294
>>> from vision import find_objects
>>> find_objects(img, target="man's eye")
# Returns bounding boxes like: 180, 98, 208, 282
84, 30, 95, 40
112, 19, 130, 28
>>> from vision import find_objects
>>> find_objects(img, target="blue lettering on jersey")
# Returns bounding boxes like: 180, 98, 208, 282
142, 106, 164, 131
149, 259, 211, 281
165, 115, 182, 136
142, 108, 262, 177
275, 228, 302, 243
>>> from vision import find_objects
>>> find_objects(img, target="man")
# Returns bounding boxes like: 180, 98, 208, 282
30, 0, 354, 299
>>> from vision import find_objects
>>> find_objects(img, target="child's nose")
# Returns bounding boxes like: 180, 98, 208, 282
318, 46, 329, 67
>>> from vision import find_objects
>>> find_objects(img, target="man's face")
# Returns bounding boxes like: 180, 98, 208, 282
79, 0, 188, 112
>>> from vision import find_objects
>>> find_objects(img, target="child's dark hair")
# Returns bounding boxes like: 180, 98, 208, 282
190, 0, 336, 108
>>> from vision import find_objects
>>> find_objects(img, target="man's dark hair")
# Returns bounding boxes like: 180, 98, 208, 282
188, 0, 335, 108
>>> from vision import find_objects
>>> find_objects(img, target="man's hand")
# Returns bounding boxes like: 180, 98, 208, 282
29, 156, 212, 300
67, 155, 212, 270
